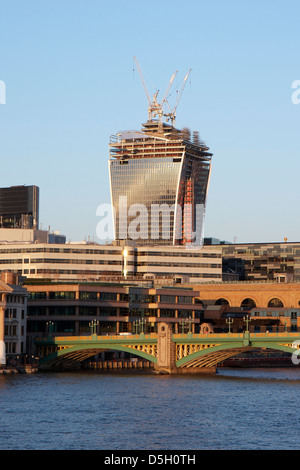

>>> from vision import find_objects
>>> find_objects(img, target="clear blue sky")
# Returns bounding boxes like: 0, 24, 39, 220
0, 0, 299, 244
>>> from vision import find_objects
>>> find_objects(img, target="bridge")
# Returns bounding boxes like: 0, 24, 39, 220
35, 322, 300, 374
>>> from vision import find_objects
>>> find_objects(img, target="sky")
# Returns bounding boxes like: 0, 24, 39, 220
0, 0, 299, 244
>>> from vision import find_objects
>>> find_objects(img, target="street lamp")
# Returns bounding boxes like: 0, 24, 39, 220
139, 318, 146, 334
46, 321, 54, 336
226, 316, 233, 334
179, 317, 193, 334
243, 314, 251, 333
187, 316, 193, 334
135, 320, 141, 335
89, 319, 99, 336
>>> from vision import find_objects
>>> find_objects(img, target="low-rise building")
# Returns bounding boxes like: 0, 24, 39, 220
25, 281, 202, 356
190, 280, 300, 333
0, 272, 28, 366
0, 242, 222, 283
220, 241, 300, 282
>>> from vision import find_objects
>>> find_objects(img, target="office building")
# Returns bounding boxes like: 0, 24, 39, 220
0, 242, 222, 283
0, 185, 39, 230
220, 241, 300, 282
109, 121, 212, 246
25, 282, 202, 353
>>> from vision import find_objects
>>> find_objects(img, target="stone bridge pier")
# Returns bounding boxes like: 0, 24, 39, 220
155, 322, 217, 375
155, 322, 177, 374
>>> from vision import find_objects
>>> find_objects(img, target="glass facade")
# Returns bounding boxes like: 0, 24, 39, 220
109, 121, 212, 246
0, 185, 39, 229
110, 156, 180, 243
221, 242, 300, 282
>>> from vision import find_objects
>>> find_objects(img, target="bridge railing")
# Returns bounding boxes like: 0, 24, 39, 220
173, 331, 300, 340
35, 333, 158, 343
35, 331, 300, 345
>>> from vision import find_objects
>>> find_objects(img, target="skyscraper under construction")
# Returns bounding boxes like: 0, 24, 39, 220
109, 59, 212, 246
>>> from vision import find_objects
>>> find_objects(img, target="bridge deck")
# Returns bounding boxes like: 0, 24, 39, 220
36, 331, 300, 343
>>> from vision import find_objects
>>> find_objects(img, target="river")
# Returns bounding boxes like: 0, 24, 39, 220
0, 367, 299, 451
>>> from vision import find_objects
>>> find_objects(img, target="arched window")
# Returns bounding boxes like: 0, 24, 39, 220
215, 298, 230, 306
195, 299, 205, 308
241, 298, 256, 309
268, 298, 284, 308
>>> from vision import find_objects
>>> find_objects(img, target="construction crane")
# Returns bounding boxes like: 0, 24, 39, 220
163, 68, 192, 125
133, 56, 163, 121
133, 56, 191, 126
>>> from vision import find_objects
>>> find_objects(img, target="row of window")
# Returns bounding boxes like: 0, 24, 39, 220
5, 308, 25, 319
252, 311, 299, 318
6, 295, 26, 304
20, 268, 222, 278
27, 306, 200, 317
136, 262, 221, 268
28, 291, 195, 304
214, 297, 300, 309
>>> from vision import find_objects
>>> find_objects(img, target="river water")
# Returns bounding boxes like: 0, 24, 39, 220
0, 367, 299, 451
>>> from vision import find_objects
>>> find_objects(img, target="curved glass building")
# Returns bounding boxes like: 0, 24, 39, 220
109, 121, 212, 246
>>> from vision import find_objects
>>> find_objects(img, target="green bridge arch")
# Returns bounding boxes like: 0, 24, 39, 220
176, 337, 300, 368
37, 336, 158, 369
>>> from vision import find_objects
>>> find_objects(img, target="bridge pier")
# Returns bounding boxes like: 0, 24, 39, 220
154, 322, 216, 375
155, 323, 177, 374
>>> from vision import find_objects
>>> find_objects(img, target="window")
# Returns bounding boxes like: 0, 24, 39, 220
178, 296, 193, 304
49, 291, 75, 300
216, 298, 230, 306
79, 306, 97, 316
28, 292, 47, 300
80, 292, 98, 301
268, 298, 284, 308
49, 306, 75, 316
99, 292, 117, 301
241, 298, 256, 309
160, 295, 176, 304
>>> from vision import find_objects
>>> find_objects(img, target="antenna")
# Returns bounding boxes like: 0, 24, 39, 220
133, 56, 190, 126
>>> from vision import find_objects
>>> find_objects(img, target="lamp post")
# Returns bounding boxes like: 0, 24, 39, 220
133, 320, 138, 335
187, 316, 193, 334
89, 319, 99, 336
179, 317, 192, 334
46, 321, 54, 336
139, 318, 146, 335
226, 316, 233, 334
243, 314, 251, 333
